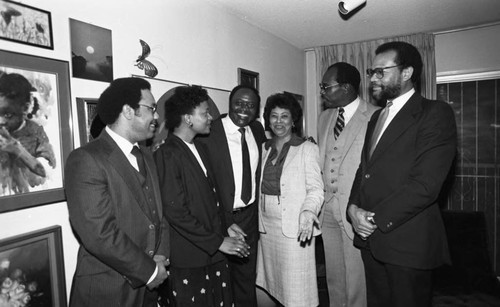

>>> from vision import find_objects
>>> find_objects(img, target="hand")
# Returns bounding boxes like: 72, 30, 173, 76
297, 210, 319, 242
347, 204, 377, 240
227, 223, 247, 241
0, 127, 20, 154
219, 237, 250, 258
147, 255, 169, 290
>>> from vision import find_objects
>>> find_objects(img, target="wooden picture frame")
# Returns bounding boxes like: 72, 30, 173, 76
0, 0, 54, 49
0, 49, 73, 213
238, 68, 259, 91
0, 226, 67, 307
76, 97, 99, 145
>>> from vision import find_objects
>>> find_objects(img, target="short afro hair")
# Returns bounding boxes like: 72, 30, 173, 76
375, 41, 423, 85
325, 62, 361, 94
97, 77, 151, 125
164, 86, 209, 132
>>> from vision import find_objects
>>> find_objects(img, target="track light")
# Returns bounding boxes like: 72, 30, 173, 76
338, 0, 366, 15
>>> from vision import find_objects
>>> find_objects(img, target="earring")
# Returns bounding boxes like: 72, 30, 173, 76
188, 122, 193, 127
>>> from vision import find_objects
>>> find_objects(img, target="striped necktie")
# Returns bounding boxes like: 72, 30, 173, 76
334, 107, 345, 140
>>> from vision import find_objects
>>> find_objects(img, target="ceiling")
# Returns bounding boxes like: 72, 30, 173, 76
207, 0, 500, 49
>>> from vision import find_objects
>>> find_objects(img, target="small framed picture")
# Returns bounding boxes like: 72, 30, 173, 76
76, 97, 100, 145
0, 0, 54, 49
238, 68, 259, 91
0, 226, 67, 307
69, 18, 113, 82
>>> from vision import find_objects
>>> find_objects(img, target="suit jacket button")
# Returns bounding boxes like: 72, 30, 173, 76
148, 251, 154, 256
365, 174, 370, 179
330, 169, 334, 173
334, 147, 338, 150
149, 224, 155, 229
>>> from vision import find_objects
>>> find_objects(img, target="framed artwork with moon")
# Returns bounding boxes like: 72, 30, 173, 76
69, 18, 113, 82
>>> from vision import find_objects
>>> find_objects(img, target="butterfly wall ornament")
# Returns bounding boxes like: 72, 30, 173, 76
135, 39, 158, 78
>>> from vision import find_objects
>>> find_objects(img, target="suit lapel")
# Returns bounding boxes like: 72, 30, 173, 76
100, 132, 154, 221
369, 93, 422, 163
337, 101, 369, 165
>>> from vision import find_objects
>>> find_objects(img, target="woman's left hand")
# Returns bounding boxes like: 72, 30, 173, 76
297, 210, 319, 242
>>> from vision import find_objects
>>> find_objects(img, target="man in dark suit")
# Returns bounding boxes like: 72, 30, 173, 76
347, 42, 457, 307
197, 85, 267, 307
65, 78, 170, 307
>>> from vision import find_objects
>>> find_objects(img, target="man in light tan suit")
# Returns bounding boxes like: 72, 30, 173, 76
318, 62, 379, 307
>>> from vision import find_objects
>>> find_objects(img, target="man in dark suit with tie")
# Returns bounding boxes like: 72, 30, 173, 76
197, 85, 267, 306
347, 42, 457, 307
65, 78, 170, 307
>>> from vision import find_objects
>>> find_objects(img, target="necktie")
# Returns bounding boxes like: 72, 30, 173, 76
239, 127, 252, 204
334, 107, 345, 140
131, 146, 147, 177
369, 101, 393, 158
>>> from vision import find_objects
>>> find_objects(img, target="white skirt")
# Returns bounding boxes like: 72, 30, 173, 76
256, 194, 318, 307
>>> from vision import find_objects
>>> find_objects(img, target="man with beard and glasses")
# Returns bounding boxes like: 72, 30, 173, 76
347, 41, 457, 307
317, 62, 379, 307
197, 85, 267, 307
65, 78, 170, 307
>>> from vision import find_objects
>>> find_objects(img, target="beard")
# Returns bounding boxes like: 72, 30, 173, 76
371, 82, 401, 102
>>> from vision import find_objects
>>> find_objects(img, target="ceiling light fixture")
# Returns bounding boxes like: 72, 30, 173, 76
338, 0, 366, 15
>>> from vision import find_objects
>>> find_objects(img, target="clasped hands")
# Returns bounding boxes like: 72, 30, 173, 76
219, 223, 250, 258
147, 255, 170, 290
347, 204, 377, 240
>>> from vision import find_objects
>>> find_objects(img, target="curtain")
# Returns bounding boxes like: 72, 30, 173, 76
314, 33, 436, 105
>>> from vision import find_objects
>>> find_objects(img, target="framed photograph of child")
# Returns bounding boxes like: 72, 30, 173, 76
0, 49, 73, 213
0, 225, 67, 307
0, 0, 54, 49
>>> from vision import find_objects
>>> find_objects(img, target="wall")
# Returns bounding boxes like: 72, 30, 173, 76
0, 0, 305, 297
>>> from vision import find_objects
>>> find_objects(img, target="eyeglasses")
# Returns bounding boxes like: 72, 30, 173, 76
138, 104, 157, 113
319, 82, 340, 91
366, 64, 402, 79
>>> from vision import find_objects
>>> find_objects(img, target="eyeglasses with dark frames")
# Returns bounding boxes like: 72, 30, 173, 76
138, 104, 157, 113
366, 64, 402, 79
319, 82, 341, 91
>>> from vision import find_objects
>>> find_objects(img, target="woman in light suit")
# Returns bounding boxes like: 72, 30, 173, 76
256, 93, 324, 307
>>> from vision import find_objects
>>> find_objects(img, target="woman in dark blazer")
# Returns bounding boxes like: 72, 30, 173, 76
154, 86, 250, 307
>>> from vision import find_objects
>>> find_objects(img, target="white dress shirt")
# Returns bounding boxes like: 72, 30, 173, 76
375, 88, 415, 144
222, 116, 259, 209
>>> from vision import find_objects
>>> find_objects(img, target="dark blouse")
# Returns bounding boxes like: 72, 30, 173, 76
261, 135, 305, 195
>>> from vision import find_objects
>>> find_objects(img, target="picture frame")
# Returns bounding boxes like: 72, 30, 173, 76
76, 97, 99, 145
238, 68, 259, 91
0, 0, 54, 49
284, 91, 306, 137
0, 49, 73, 213
0, 225, 67, 307
70, 18, 113, 82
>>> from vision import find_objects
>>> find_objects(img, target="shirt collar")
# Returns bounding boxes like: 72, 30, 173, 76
265, 134, 305, 150
105, 126, 137, 155
390, 88, 415, 110
222, 115, 244, 134
341, 96, 360, 124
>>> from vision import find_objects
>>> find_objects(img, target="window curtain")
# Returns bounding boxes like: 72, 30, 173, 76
314, 33, 436, 105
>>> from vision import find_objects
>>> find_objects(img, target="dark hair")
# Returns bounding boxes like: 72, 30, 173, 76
0, 73, 34, 106
97, 77, 151, 125
229, 84, 261, 108
326, 62, 361, 94
164, 85, 209, 132
375, 41, 423, 85
263, 93, 303, 135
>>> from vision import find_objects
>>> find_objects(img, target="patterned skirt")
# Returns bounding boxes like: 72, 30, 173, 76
256, 194, 318, 307
160, 260, 233, 307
